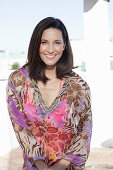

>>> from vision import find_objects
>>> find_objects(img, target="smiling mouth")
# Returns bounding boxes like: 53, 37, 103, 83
45, 55, 56, 60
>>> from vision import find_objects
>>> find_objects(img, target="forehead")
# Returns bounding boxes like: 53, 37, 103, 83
41, 28, 63, 40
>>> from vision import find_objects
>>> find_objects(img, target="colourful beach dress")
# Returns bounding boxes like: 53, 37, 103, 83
7, 65, 92, 170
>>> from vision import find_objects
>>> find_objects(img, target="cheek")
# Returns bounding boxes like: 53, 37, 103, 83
56, 46, 64, 54
39, 45, 46, 54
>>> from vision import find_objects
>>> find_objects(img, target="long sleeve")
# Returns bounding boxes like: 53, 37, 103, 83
64, 82, 92, 170
7, 72, 46, 169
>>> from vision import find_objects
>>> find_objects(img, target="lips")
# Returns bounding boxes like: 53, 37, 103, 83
45, 55, 56, 60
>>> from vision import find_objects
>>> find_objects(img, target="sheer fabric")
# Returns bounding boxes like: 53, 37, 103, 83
7, 65, 92, 170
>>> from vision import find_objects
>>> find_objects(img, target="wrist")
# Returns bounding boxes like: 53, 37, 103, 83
34, 160, 47, 169
48, 159, 70, 170
60, 159, 70, 167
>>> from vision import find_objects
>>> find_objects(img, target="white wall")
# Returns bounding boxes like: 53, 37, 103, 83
84, 0, 113, 147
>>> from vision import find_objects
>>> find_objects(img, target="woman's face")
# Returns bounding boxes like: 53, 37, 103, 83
39, 28, 65, 67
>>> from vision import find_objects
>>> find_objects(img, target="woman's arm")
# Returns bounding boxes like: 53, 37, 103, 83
46, 84, 92, 170
34, 160, 48, 170
7, 72, 47, 169
48, 159, 70, 170
62, 84, 92, 169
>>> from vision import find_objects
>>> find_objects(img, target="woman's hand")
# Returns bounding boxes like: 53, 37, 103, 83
47, 159, 70, 170
34, 160, 48, 170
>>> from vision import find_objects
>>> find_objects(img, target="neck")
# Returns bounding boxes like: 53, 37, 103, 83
45, 65, 57, 80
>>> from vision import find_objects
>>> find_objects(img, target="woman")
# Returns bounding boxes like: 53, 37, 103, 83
7, 17, 92, 170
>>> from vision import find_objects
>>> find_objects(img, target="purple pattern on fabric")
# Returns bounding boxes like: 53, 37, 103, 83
79, 95, 86, 110
33, 156, 45, 161
23, 152, 38, 170
66, 154, 84, 165
8, 78, 21, 100
9, 96, 24, 119
79, 102, 84, 110
48, 100, 68, 127
19, 67, 27, 78
9, 96, 29, 129
9, 79, 17, 93
23, 103, 38, 121
36, 106, 46, 119
82, 117, 92, 144
7, 66, 92, 169
12, 116, 29, 129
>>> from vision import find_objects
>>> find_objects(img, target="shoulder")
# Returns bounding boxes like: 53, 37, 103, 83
8, 65, 28, 92
69, 71, 90, 92
66, 71, 91, 108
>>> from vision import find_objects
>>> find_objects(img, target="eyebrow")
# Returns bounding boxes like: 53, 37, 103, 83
41, 39, 48, 41
41, 39, 62, 42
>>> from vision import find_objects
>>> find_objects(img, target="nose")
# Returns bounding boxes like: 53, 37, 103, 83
47, 44, 55, 53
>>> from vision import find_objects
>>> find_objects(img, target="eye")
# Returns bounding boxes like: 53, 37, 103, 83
56, 41, 61, 44
54, 41, 62, 44
41, 41, 47, 44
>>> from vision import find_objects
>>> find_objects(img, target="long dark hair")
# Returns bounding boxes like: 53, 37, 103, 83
27, 17, 74, 84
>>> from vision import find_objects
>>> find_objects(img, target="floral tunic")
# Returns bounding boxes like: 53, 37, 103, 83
7, 65, 92, 170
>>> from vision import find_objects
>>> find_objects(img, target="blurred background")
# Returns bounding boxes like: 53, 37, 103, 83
0, 0, 113, 169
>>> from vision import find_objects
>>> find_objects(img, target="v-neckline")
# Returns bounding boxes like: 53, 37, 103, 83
32, 77, 70, 114
25, 65, 70, 114
36, 79, 63, 108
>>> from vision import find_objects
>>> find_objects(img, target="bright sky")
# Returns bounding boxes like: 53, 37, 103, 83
0, 0, 83, 52
0, 0, 112, 52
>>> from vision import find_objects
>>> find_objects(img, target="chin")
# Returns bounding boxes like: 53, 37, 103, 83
45, 63, 57, 69
45, 61, 57, 66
